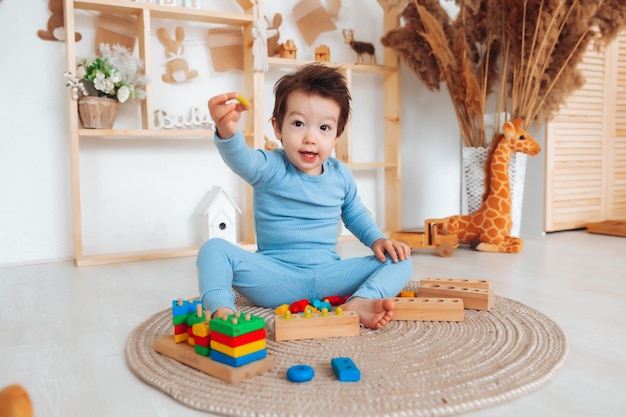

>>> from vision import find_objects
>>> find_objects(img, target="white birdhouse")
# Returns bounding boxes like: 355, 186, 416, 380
196, 187, 242, 244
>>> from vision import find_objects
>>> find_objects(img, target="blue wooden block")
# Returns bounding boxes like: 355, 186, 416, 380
171, 298, 201, 317
331, 357, 360, 382
210, 348, 267, 367
286, 364, 315, 383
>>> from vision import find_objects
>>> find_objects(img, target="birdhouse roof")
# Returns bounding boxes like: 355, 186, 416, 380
196, 186, 242, 215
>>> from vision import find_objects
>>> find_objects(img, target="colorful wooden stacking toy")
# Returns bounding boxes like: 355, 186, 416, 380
209, 312, 268, 367
171, 298, 203, 343
154, 301, 274, 383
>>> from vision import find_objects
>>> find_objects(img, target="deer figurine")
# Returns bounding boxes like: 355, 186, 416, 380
342, 29, 376, 64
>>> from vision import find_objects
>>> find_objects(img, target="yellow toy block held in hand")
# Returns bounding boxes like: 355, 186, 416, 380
236, 94, 251, 107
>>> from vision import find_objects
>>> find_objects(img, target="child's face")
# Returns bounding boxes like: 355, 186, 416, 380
272, 90, 339, 176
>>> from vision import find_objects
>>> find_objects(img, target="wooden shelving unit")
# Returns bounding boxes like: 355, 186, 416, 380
63, 0, 402, 266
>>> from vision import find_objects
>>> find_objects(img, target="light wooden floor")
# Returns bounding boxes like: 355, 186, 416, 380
1, 230, 625, 417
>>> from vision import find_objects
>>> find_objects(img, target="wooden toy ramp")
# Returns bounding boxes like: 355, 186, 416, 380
586, 220, 626, 238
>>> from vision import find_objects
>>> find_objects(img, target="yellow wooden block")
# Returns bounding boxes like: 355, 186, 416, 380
420, 278, 491, 290
173, 333, 188, 343
275, 304, 290, 315
154, 335, 273, 383
418, 283, 494, 311
391, 297, 464, 322
274, 310, 360, 341
192, 321, 210, 338
210, 339, 266, 358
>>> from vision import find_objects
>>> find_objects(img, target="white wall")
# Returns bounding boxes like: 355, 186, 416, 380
0, 1, 544, 265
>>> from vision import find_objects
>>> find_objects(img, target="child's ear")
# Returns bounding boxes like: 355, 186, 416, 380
271, 117, 282, 140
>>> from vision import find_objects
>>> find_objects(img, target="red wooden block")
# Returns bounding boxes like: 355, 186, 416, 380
174, 324, 188, 335
194, 335, 210, 347
290, 299, 310, 313
211, 328, 266, 348
324, 295, 349, 306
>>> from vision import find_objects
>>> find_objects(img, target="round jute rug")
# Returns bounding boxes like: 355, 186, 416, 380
125, 282, 568, 417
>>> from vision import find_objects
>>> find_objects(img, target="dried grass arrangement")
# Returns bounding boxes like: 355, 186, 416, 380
381, 0, 626, 147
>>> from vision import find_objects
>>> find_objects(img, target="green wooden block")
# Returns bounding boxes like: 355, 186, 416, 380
187, 311, 206, 327
195, 344, 210, 356
210, 313, 265, 337
173, 313, 190, 325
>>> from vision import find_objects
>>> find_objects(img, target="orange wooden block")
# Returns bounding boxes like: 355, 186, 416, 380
391, 297, 464, 322
274, 309, 359, 341
154, 335, 274, 383
420, 278, 491, 290
418, 283, 494, 311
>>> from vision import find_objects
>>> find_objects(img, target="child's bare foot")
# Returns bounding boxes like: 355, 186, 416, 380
341, 297, 395, 330
212, 307, 235, 319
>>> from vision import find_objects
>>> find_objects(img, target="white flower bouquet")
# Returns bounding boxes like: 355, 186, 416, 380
66, 44, 148, 103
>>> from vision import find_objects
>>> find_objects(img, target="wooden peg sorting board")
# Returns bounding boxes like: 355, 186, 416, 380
419, 278, 491, 290
418, 282, 494, 311
391, 297, 465, 322
274, 310, 360, 341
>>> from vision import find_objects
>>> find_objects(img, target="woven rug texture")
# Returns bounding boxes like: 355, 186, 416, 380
125, 282, 568, 417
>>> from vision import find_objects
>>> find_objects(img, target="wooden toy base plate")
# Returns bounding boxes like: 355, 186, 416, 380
153, 335, 274, 383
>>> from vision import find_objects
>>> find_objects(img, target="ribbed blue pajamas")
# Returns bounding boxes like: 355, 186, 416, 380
197, 238, 413, 313
197, 130, 413, 314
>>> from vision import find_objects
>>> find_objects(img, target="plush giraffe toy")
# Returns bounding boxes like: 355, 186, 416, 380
444, 118, 541, 253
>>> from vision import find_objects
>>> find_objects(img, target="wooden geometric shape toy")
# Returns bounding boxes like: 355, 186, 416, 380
211, 328, 266, 348
274, 308, 359, 341
210, 339, 266, 358
391, 297, 464, 322
210, 313, 265, 337
210, 348, 267, 368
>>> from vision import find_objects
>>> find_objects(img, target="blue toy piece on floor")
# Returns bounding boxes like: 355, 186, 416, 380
286, 364, 315, 382
331, 357, 361, 382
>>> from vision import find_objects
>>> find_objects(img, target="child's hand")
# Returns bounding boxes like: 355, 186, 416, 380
372, 238, 411, 263
208, 92, 251, 139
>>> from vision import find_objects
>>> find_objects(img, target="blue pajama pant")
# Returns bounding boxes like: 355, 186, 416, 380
196, 238, 413, 315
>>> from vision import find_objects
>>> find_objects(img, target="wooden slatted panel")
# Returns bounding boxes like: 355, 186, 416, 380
545, 44, 606, 231
611, 31, 626, 218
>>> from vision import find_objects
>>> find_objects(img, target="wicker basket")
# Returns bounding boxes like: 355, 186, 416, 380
462, 146, 527, 237
77, 96, 118, 129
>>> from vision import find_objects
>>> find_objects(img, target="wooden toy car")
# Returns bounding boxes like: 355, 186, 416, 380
390, 218, 458, 257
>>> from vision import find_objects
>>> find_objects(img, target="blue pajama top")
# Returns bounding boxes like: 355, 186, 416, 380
215, 130, 385, 265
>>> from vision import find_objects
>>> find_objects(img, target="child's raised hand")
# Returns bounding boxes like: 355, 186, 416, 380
372, 238, 411, 263
208, 92, 251, 139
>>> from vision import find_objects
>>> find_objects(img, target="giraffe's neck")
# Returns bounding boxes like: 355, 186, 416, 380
484, 140, 512, 206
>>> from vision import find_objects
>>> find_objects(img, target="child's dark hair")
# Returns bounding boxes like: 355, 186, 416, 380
272, 63, 351, 137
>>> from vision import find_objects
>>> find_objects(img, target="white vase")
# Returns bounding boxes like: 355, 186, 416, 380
461, 147, 527, 237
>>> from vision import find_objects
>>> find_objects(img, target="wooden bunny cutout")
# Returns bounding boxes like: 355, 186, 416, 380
266, 13, 283, 57
157, 26, 198, 83
38, 0, 82, 42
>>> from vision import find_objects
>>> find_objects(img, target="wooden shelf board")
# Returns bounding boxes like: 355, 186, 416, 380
74, 0, 254, 25
347, 162, 397, 169
268, 57, 398, 74
78, 128, 213, 139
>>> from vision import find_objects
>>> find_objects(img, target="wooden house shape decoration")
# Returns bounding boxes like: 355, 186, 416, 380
278, 39, 297, 59
315, 44, 330, 62
196, 186, 242, 244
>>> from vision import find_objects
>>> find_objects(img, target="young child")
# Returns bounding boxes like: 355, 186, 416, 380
198, 63, 413, 329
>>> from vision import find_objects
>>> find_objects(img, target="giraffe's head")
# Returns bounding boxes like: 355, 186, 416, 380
502, 118, 541, 156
